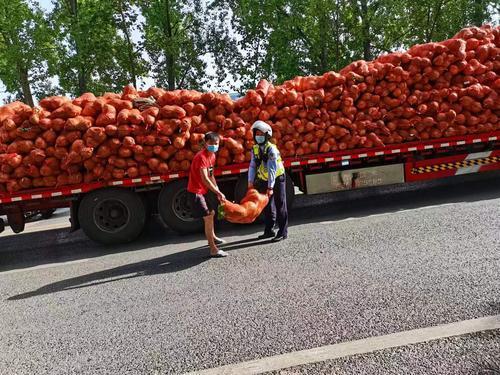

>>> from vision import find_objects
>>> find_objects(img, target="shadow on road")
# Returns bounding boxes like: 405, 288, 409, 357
1, 171, 499, 273
6, 237, 273, 301
6, 247, 207, 300
4, 171, 500, 301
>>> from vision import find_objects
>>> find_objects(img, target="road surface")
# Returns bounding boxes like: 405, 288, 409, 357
1, 172, 499, 374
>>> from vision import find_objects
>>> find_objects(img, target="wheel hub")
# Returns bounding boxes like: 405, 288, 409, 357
110, 208, 121, 219
172, 190, 195, 222
94, 199, 130, 233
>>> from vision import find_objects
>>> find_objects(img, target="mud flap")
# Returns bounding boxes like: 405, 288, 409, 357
7, 209, 25, 234
70, 200, 80, 232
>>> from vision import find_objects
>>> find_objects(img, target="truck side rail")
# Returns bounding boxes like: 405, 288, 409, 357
0, 131, 498, 205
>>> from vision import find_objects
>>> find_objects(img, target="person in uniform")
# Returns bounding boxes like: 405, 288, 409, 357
247, 121, 288, 242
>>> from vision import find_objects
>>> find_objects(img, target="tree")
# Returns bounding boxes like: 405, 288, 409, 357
216, 0, 311, 89
139, 0, 209, 91
215, 0, 382, 88
215, 0, 499, 93
0, 0, 56, 106
111, 0, 147, 88
301, 0, 352, 73
400, 0, 498, 46
466, 0, 498, 26
340, 0, 410, 62
203, 2, 241, 91
50, 0, 146, 96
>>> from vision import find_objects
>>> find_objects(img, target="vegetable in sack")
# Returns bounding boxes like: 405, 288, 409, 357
218, 189, 269, 224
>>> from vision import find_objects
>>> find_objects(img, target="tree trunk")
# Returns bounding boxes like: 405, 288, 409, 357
320, 45, 327, 74
0, 30, 34, 106
67, 0, 87, 94
318, 11, 328, 74
164, 0, 176, 90
471, 0, 486, 26
359, 0, 371, 61
77, 69, 86, 95
117, 0, 137, 87
166, 55, 175, 90
67, 0, 77, 14
17, 64, 34, 107
333, 0, 341, 71
425, 0, 443, 43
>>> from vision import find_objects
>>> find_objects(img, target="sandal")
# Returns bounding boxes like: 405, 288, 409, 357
210, 249, 228, 258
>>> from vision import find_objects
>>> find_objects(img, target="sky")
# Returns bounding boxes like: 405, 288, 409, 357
39, 0, 52, 10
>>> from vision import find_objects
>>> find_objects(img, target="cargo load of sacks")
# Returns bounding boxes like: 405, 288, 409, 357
0, 25, 498, 193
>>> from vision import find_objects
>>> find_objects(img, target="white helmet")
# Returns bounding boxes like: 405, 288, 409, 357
251, 120, 273, 137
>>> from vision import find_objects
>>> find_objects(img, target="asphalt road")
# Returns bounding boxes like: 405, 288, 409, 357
0, 172, 499, 375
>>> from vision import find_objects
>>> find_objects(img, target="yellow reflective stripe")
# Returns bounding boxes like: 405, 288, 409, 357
410, 156, 499, 174
256, 143, 285, 181
252, 145, 259, 157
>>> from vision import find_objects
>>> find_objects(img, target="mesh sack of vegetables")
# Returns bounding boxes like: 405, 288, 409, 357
218, 188, 269, 224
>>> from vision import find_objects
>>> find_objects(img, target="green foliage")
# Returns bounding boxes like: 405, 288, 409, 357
138, 0, 208, 90
50, 0, 147, 96
0, 0, 498, 101
112, 0, 148, 89
0, 0, 56, 105
400, 0, 495, 45
215, 0, 498, 91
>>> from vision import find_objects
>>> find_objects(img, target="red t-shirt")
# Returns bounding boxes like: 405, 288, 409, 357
187, 150, 216, 195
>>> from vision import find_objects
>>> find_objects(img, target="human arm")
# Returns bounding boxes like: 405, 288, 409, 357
201, 168, 225, 202
248, 151, 257, 189
266, 148, 278, 195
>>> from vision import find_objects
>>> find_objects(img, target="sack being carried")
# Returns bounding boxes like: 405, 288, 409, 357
218, 188, 269, 224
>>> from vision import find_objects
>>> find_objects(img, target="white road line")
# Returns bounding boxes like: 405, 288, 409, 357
186, 315, 500, 375
318, 203, 457, 225
1, 221, 70, 237
0, 259, 90, 275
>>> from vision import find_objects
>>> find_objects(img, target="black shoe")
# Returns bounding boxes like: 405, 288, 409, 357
272, 234, 287, 242
258, 231, 276, 240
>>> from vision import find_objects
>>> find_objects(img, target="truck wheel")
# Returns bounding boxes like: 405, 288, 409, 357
235, 173, 295, 209
78, 188, 146, 245
158, 179, 204, 234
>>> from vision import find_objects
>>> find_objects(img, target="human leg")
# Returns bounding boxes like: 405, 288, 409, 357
254, 179, 276, 238
273, 174, 288, 240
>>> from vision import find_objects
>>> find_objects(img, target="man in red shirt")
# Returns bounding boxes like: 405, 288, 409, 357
187, 132, 228, 257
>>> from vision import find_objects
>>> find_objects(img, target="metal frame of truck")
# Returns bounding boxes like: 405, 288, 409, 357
1, 131, 498, 243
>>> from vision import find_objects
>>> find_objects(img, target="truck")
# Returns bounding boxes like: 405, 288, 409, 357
1, 130, 498, 244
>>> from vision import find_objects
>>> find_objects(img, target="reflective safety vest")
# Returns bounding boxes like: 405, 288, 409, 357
252, 142, 285, 181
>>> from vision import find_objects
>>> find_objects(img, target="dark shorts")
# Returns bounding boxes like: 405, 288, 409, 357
189, 192, 215, 219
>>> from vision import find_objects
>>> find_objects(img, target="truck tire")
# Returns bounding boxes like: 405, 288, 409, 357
235, 173, 295, 209
158, 179, 205, 234
78, 188, 146, 245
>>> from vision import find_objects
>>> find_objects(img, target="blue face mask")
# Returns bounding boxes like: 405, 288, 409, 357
207, 144, 219, 153
255, 135, 266, 144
